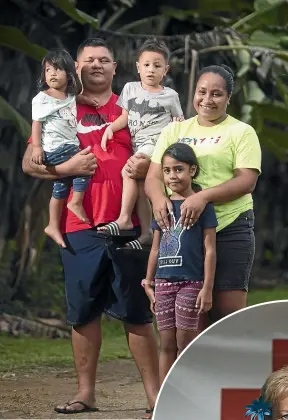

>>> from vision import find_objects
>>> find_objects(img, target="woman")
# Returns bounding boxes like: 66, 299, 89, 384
145, 64, 262, 323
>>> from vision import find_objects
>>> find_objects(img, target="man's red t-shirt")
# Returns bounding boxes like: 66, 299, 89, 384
29, 93, 139, 234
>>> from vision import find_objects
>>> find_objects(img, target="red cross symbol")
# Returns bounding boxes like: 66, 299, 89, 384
221, 340, 288, 420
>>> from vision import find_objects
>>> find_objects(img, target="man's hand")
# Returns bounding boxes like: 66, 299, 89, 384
62, 146, 97, 177
31, 145, 45, 165
125, 153, 150, 180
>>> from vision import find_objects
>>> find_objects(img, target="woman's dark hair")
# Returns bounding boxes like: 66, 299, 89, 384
38, 49, 82, 95
161, 143, 202, 192
197, 64, 234, 96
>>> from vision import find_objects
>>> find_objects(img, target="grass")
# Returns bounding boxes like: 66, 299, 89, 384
0, 319, 130, 373
247, 287, 288, 306
1, 288, 288, 373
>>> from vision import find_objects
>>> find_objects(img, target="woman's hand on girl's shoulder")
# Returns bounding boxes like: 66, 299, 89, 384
180, 191, 208, 229
152, 196, 173, 231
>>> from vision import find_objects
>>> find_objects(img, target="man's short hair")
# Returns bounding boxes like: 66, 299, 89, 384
77, 38, 114, 59
137, 39, 170, 62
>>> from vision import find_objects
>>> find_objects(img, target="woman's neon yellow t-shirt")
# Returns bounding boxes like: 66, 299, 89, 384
151, 115, 262, 232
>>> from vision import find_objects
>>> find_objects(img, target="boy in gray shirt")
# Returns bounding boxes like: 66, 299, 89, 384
99, 39, 184, 249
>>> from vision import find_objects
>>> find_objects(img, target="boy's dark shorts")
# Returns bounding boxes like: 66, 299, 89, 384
214, 210, 255, 292
61, 227, 153, 326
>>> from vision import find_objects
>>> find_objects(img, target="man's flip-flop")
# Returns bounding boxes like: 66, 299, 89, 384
116, 239, 151, 251
54, 400, 99, 414
98, 222, 135, 237
126, 239, 143, 250
142, 407, 154, 419
125, 239, 152, 251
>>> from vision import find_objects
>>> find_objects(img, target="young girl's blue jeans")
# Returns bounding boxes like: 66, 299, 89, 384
44, 143, 90, 199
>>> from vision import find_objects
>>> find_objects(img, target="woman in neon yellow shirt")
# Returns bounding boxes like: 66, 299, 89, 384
145, 64, 261, 324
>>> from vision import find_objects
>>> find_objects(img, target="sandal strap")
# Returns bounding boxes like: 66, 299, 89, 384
126, 239, 143, 250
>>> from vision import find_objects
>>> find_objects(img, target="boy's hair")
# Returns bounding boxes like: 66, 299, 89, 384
38, 49, 81, 95
262, 365, 288, 417
161, 143, 201, 192
137, 39, 170, 63
77, 38, 114, 59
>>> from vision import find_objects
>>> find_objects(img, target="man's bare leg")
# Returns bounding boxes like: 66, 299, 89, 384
55, 317, 101, 412
124, 322, 160, 416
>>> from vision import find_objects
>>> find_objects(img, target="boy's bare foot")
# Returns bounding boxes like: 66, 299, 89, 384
44, 225, 66, 248
67, 201, 90, 224
98, 217, 134, 233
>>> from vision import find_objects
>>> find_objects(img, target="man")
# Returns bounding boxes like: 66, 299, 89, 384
22, 38, 159, 418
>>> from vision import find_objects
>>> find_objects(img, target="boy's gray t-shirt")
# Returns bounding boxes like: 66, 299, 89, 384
117, 82, 183, 157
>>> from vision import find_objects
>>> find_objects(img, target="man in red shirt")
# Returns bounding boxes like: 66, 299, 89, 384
22, 38, 159, 418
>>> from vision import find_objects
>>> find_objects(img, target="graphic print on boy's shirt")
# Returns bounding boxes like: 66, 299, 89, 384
152, 200, 218, 281
117, 82, 183, 153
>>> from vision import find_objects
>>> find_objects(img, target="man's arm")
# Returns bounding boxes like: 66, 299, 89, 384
22, 144, 97, 180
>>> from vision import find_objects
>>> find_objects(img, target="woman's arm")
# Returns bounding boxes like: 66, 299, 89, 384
196, 227, 216, 314
202, 227, 217, 291
202, 168, 258, 204
180, 168, 259, 229
22, 144, 97, 180
145, 162, 172, 231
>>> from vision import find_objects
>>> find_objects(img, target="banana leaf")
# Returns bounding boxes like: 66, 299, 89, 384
0, 26, 47, 61
0, 96, 31, 140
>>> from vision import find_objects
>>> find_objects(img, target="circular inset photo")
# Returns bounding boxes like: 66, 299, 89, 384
153, 301, 288, 420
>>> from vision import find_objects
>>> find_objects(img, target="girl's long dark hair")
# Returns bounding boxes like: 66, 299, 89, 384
38, 49, 82, 95
161, 142, 202, 192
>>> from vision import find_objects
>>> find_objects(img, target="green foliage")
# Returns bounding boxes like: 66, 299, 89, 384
0, 26, 47, 60
0, 96, 31, 139
248, 287, 288, 306
1, 0, 287, 316
54, 0, 98, 28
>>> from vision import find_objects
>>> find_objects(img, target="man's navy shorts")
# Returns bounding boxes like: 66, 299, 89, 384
61, 227, 153, 326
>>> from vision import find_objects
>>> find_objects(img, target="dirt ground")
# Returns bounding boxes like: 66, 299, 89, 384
0, 360, 148, 419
